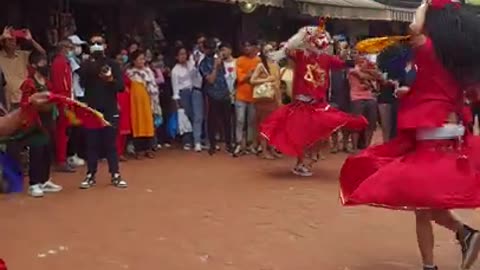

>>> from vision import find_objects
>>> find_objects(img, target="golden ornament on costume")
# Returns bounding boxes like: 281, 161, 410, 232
356, 36, 411, 54
304, 64, 326, 87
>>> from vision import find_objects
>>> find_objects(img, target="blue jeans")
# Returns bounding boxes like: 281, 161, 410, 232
235, 100, 256, 144
179, 88, 204, 146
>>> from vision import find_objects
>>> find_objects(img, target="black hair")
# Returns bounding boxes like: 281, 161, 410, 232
377, 44, 411, 81
129, 49, 144, 64
425, 4, 480, 86
174, 46, 189, 62
28, 51, 47, 66
196, 33, 206, 40
204, 38, 217, 50
243, 40, 258, 47
259, 44, 270, 74
56, 39, 72, 53
219, 42, 232, 50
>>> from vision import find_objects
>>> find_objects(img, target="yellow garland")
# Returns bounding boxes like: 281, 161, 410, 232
356, 35, 411, 54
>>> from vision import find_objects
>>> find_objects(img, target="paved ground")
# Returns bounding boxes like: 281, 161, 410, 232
1, 149, 479, 270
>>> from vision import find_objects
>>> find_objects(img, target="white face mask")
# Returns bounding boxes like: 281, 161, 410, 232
90, 44, 104, 53
74, 46, 82, 56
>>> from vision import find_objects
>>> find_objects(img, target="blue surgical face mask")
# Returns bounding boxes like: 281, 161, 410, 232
122, 55, 128, 64
67, 50, 75, 58
90, 44, 105, 53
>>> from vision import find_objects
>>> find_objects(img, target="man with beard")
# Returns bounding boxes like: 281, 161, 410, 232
79, 35, 127, 189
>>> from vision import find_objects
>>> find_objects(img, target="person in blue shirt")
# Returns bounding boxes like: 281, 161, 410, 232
199, 39, 233, 155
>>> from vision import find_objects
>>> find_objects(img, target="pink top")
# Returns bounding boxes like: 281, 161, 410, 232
348, 69, 375, 101
292, 50, 345, 101
398, 37, 462, 130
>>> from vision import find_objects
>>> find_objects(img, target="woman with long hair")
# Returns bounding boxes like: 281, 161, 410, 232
126, 50, 159, 159
250, 44, 282, 159
340, 1, 480, 269
171, 46, 204, 152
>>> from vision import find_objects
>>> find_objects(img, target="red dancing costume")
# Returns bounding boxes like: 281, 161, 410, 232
340, 37, 480, 209
261, 50, 367, 157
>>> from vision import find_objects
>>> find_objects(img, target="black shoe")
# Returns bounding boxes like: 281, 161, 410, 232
423, 266, 438, 270
79, 174, 96, 189
208, 147, 216, 156
111, 174, 128, 189
457, 225, 480, 269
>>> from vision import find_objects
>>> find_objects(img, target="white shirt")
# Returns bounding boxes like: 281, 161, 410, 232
69, 56, 84, 98
171, 62, 195, 100
188, 52, 204, 89
223, 58, 237, 103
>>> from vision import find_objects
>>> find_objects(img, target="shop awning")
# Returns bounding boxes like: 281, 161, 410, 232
296, 0, 414, 22
205, 0, 284, 7
237, 0, 284, 7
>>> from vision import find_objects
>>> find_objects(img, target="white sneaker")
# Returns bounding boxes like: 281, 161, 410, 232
183, 144, 192, 151
68, 155, 85, 167
41, 179, 63, 193
194, 143, 202, 152
28, 184, 44, 198
163, 143, 172, 148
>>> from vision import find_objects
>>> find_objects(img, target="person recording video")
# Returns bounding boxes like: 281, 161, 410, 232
79, 34, 128, 190
199, 38, 233, 155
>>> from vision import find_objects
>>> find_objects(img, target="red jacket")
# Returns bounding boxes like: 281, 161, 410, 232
50, 54, 72, 98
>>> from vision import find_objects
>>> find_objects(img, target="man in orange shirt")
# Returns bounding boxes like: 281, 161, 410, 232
234, 41, 260, 156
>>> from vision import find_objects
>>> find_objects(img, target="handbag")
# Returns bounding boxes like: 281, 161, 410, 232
253, 82, 275, 99
252, 64, 275, 100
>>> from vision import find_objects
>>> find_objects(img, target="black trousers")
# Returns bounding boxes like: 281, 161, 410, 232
207, 97, 232, 149
67, 127, 86, 159
85, 118, 119, 175
29, 143, 52, 186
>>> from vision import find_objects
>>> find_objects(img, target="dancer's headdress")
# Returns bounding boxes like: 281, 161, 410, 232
430, 0, 461, 9
303, 17, 331, 51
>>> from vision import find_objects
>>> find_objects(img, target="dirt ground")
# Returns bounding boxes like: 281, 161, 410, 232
1, 149, 479, 270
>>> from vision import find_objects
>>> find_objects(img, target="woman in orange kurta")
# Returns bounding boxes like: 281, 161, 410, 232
127, 51, 156, 159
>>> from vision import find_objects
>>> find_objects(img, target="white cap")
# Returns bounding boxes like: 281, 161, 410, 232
68, 35, 87, 45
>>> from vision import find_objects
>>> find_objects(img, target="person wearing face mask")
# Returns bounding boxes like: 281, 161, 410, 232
79, 35, 127, 190
50, 39, 76, 173
67, 34, 87, 167
20, 52, 63, 197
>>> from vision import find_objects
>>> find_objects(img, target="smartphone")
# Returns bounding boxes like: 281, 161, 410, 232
11, 29, 27, 39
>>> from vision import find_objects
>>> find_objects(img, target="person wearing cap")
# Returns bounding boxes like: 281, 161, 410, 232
66, 34, 88, 167
50, 39, 76, 173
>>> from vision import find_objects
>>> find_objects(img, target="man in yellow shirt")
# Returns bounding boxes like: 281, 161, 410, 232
234, 41, 260, 156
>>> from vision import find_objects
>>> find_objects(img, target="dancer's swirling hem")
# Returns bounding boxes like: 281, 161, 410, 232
339, 1, 480, 269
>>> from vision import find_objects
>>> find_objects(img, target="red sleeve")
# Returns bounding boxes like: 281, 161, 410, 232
20, 79, 36, 107
328, 55, 346, 70
123, 74, 132, 88
50, 57, 71, 96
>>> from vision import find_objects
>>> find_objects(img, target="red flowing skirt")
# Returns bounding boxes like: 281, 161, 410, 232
260, 101, 368, 157
340, 132, 480, 210
117, 90, 132, 135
